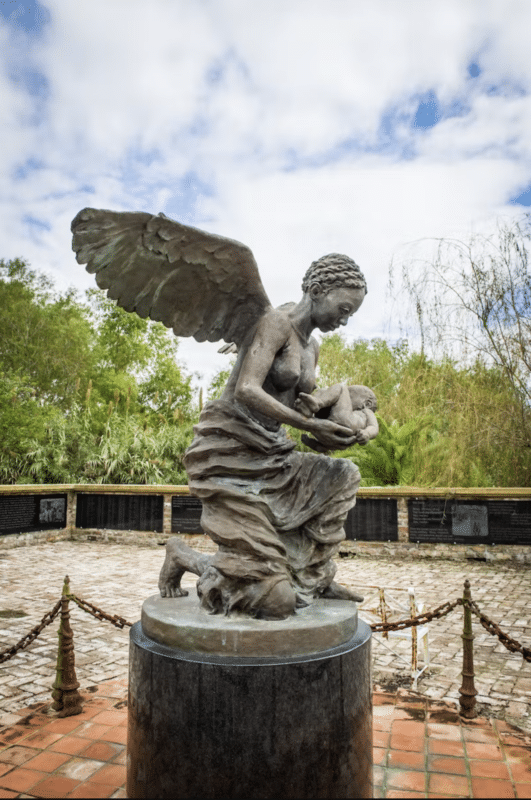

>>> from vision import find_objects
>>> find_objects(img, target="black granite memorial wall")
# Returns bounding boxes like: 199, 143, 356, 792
171, 495, 203, 533
344, 498, 398, 542
409, 499, 531, 545
0, 494, 67, 536
76, 493, 163, 532
170, 495, 399, 541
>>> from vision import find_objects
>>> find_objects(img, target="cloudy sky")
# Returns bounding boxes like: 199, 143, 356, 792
2, 0, 531, 385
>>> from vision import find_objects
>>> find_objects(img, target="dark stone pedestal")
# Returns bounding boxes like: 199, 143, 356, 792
127, 600, 372, 799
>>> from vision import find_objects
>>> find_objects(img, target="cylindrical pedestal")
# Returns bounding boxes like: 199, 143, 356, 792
127, 598, 372, 799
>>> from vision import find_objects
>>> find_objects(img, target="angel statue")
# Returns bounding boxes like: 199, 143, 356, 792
71, 208, 370, 620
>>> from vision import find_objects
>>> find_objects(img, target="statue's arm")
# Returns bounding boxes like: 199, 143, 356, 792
234, 314, 356, 451
234, 312, 318, 431
355, 408, 379, 445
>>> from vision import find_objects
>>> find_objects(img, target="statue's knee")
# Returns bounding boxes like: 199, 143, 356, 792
256, 578, 296, 620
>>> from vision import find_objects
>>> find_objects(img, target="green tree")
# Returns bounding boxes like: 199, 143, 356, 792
206, 365, 232, 401
86, 289, 194, 422
0, 259, 95, 405
315, 335, 531, 487
0, 371, 56, 483
0, 259, 197, 484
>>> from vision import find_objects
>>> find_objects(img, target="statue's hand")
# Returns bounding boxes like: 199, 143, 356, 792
354, 430, 370, 446
308, 418, 357, 450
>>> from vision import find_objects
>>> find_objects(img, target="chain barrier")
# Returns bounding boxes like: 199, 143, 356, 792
0, 599, 62, 664
67, 594, 133, 629
369, 598, 463, 633
1, 589, 530, 664
0, 593, 131, 666
469, 601, 531, 663
369, 596, 531, 664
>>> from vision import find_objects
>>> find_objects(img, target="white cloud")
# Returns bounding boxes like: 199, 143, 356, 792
1, 0, 531, 386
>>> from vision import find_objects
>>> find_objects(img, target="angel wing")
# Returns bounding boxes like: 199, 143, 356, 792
71, 208, 272, 346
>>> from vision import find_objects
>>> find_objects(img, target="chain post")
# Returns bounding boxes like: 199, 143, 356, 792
408, 587, 418, 677
459, 579, 477, 719
379, 588, 388, 639
51, 576, 83, 717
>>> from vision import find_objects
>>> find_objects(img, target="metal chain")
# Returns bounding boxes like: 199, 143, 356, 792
468, 601, 531, 663
2, 590, 529, 666
369, 598, 463, 632
66, 592, 531, 662
0, 599, 62, 664
67, 594, 132, 629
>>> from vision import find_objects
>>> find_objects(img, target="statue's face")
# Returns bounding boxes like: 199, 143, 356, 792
310, 286, 365, 333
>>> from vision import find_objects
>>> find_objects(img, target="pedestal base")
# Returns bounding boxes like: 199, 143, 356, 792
127, 598, 372, 799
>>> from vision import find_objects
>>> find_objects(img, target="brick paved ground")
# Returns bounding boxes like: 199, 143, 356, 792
0, 680, 530, 798
1, 540, 530, 734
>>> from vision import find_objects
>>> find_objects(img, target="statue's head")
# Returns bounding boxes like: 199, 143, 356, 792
302, 254, 367, 333
348, 385, 378, 412
301, 253, 367, 296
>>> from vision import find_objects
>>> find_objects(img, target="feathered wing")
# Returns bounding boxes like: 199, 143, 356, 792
71, 207, 272, 346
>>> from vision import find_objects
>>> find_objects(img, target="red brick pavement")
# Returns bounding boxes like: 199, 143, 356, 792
0, 680, 530, 798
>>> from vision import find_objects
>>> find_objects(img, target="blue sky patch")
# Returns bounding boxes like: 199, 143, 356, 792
280, 103, 421, 172
23, 214, 51, 231
9, 66, 49, 98
3, 5, 51, 128
468, 62, 481, 78
413, 91, 440, 128
0, 0, 50, 36
510, 186, 531, 207
486, 80, 527, 99
445, 97, 470, 118
13, 157, 43, 180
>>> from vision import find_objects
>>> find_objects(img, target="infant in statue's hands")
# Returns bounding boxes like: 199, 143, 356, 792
295, 384, 378, 452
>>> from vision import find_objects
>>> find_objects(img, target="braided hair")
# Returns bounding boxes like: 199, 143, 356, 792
301, 253, 367, 295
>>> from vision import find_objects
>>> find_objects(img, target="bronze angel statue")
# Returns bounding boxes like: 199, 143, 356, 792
71, 208, 374, 620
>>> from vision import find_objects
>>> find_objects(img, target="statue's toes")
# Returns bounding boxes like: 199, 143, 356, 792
159, 584, 189, 598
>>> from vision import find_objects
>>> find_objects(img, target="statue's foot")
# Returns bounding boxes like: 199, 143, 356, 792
158, 537, 213, 598
159, 565, 188, 598
295, 392, 320, 415
321, 581, 364, 603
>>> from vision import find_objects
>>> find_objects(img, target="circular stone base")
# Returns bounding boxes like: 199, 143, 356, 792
128, 619, 373, 799
141, 593, 359, 657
